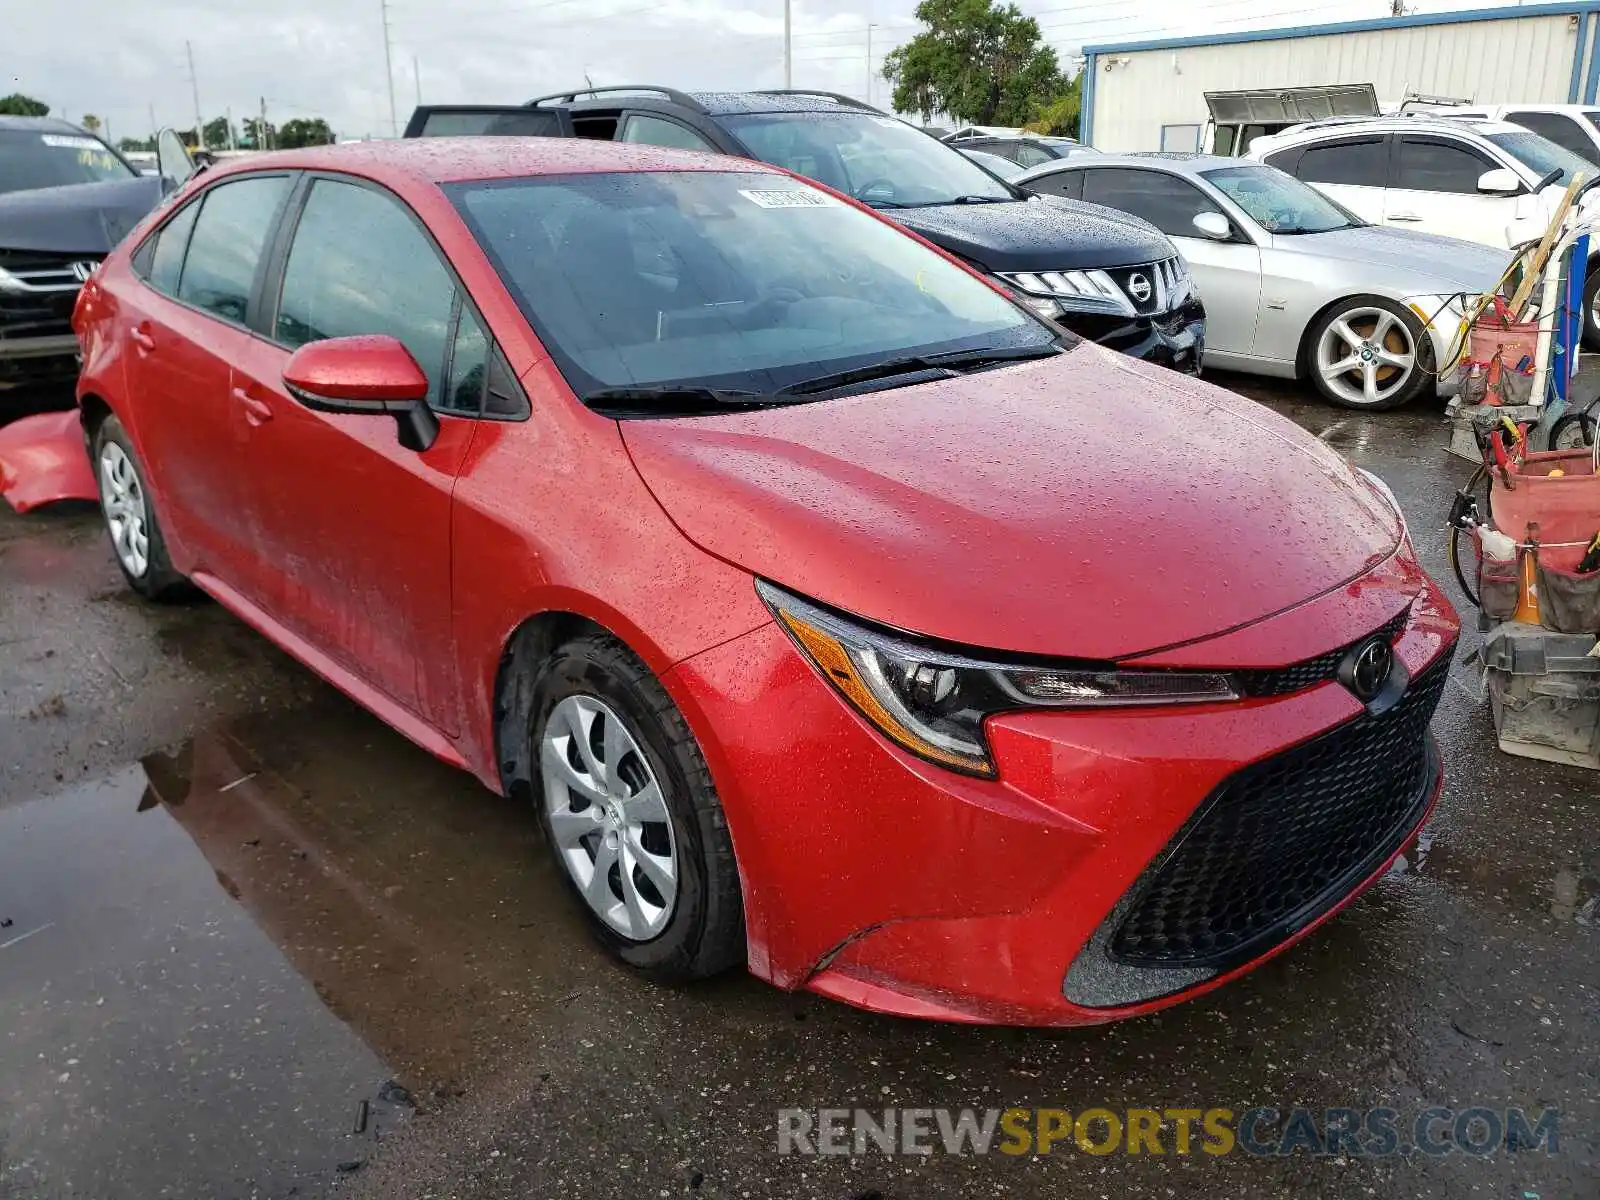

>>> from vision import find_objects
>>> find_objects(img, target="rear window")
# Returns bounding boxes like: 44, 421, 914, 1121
449, 170, 1052, 407
1296, 139, 1387, 188
0, 128, 134, 195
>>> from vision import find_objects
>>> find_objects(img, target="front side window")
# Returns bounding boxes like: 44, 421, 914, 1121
1295, 138, 1387, 188
619, 115, 715, 152
276, 178, 457, 408
1484, 129, 1595, 189
0, 129, 134, 196
1025, 170, 1083, 200
723, 112, 1014, 207
177, 175, 290, 324
1080, 168, 1214, 238
1013, 143, 1057, 168
450, 170, 1055, 409
1203, 165, 1359, 234
1392, 137, 1494, 194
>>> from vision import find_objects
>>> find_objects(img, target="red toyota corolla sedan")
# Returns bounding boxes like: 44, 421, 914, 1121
72, 138, 1458, 1025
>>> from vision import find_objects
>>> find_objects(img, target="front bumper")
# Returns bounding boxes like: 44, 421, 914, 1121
1057, 295, 1205, 375
666, 558, 1457, 1026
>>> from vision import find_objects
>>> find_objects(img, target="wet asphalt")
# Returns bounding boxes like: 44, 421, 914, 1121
0, 375, 1596, 1199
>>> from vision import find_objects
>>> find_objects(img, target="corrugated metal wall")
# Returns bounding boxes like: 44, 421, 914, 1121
1090, 13, 1583, 151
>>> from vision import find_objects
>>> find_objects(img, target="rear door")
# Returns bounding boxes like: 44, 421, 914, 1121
231, 174, 497, 725
1266, 134, 1389, 223
1079, 166, 1263, 357
402, 105, 572, 138
1385, 134, 1513, 246
120, 172, 294, 593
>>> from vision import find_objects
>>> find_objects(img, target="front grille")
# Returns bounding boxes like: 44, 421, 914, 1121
1106, 646, 1451, 972
1234, 607, 1410, 698
0, 248, 97, 293
0, 249, 88, 346
1103, 258, 1186, 316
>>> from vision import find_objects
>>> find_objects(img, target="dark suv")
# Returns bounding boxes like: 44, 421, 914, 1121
405, 88, 1205, 370
0, 116, 162, 394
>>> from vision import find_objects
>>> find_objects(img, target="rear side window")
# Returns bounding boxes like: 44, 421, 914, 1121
1081, 168, 1213, 238
413, 109, 566, 137
177, 175, 290, 324
135, 201, 200, 297
276, 178, 457, 408
1506, 111, 1600, 163
1393, 136, 1495, 194
619, 115, 715, 152
1295, 138, 1387, 187
1026, 170, 1083, 201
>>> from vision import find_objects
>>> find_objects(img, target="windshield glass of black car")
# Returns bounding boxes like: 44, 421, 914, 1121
449, 170, 1057, 411
0, 130, 135, 195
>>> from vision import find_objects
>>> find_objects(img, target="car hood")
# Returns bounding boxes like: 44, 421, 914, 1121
889, 195, 1174, 272
622, 346, 1403, 661
0, 176, 164, 255
1274, 225, 1509, 290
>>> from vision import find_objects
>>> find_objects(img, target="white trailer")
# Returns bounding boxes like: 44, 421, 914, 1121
1082, 1, 1600, 153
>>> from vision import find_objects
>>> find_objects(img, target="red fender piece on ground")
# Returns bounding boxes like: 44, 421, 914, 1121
0, 411, 96, 514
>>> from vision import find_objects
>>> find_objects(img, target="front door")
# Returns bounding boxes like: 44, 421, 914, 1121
119, 173, 293, 594
232, 175, 484, 725
1384, 134, 1515, 247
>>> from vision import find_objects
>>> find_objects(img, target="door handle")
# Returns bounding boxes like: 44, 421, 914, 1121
232, 387, 274, 426
1389, 213, 1423, 222
130, 326, 156, 351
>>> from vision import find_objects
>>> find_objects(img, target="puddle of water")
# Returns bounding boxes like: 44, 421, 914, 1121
0, 696, 613, 1198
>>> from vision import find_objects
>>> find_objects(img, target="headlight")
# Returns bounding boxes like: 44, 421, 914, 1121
758, 581, 1239, 777
995, 268, 1134, 317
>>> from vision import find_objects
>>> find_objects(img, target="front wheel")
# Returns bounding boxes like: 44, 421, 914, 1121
529, 632, 744, 982
1549, 410, 1596, 451
1306, 297, 1430, 411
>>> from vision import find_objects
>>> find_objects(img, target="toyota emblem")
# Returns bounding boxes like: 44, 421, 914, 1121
1343, 638, 1394, 703
1126, 272, 1152, 304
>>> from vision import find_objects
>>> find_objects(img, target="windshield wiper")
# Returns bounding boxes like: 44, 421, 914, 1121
581, 385, 781, 415
945, 193, 1013, 204
778, 343, 1062, 397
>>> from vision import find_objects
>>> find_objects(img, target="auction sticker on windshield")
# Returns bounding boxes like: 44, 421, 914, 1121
739, 189, 837, 208
40, 135, 104, 150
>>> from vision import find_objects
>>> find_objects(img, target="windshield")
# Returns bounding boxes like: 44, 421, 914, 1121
1486, 130, 1595, 188
450, 171, 1055, 409
960, 149, 1025, 182
1201, 164, 1360, 234
721, 111, 1016, 208
0, 129, 134, 195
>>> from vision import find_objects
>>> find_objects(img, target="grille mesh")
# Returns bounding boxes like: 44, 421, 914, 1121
1107, 645, 1450, 971
1234, 608, 1409, 699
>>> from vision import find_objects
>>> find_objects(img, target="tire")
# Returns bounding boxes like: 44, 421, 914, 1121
1549, 410, 1596, 452
527, 632, 744, 982
1582, 268, 1600, 353
91, 413, 190, 600
1305, 295, 1431, 411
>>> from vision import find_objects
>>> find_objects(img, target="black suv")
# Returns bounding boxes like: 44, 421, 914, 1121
0, 116, 162, 394
405, 88, 1204, 371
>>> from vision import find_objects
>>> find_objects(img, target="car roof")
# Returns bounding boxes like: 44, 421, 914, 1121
544, 88, 888, 119
1272, 116, 1525, 141
195, 136, 779, 187
1015, 151, 1242, 180
0, 115, 92, 135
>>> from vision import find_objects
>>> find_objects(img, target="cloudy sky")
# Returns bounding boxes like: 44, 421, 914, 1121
9, 0, 1506, 142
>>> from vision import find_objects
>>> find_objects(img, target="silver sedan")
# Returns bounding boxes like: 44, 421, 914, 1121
1014, 153, 1511, 409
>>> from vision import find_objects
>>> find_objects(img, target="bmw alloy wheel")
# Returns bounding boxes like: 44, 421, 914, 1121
98, 441, 150, 579
540, 694, 679, 941
1315, 305, 1418, 408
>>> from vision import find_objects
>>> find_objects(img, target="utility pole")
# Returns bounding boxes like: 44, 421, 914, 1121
866, 24, 876, 105
225, 105, 236, 150
148, 101, 157, 144
185, 40, 203, 147
260, 96, 270, 150
784, 0, 792, 89
379, 0, 399, 137
413, 55, 422, 106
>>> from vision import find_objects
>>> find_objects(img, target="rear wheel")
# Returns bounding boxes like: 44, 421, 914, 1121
528, 632, 744, 982
1307, 297, 1430, 411
92, 414, 189, 600
1549, 410, 1596, 451
1582, 268, 1600, 352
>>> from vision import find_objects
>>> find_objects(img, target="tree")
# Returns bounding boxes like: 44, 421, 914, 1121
80, 113, 102, 134
1025, 73, 1082, 138
882, 0, 1064, 126
203, 115, 235, 150
277, 117, 335, 148
0, 93, 49, 117
241, 117, 277, 150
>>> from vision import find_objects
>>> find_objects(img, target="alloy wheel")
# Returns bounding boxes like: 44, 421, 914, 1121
541, 694, 679, 941
1315, 306, 1417, 407
99, 442, 150, 579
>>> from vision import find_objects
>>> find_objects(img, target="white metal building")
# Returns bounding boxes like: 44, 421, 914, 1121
1082, 2, 1600, 152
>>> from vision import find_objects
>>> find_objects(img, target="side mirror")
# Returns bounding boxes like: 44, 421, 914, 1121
155, 128, 196, 191
1192, 210, 1233, 241
283, 335, 439, 451
1478, 167, 1522, 196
